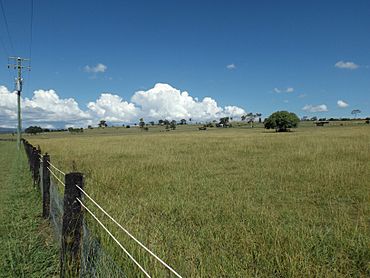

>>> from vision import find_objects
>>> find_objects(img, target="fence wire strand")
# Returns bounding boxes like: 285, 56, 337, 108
50, 179, 64, 240
75, 184, 182, 278
47, 167, 65, 187
48, 161, 66, 176
77, 198, 151, 278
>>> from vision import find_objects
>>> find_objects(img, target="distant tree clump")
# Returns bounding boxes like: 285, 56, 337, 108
242, 113, 259, 127
68, 127, 84, 133
217, 117, 232, 127
98, 120, 107, 128
170, 120, 177, 130
139, 118, 145, 128
351, 109, 361, 119
25, 126, 43, 135
180, 119, 187, 125
264, 111, 300, 132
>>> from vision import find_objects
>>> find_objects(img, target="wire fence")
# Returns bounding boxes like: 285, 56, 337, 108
22, 139, 182, 277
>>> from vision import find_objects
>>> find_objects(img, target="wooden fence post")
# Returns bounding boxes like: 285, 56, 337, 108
60, 172, 84, 278
33, 147, 40, 185
42, 153, 51, 219
30, 146, 35, 172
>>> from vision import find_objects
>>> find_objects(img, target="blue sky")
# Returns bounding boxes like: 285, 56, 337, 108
0, 0, 369, 127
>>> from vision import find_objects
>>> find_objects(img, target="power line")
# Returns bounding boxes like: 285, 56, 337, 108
0, 35, 8, 57
0, 0, 15, 54
0, 36, 13, 86
25, 0, 34, 97
29, 0, 33, 60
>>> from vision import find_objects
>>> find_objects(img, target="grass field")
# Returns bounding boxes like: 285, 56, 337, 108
27, 124, 370, 277
0, 141, 59, 277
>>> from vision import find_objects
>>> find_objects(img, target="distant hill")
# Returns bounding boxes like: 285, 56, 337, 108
0, 128, 16, 134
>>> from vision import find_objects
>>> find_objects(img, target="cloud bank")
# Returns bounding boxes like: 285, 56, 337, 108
0, 86, 91, 128
0, 83, 246, 128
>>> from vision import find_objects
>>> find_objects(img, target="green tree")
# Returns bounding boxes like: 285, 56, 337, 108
351, 109, 361, 119
98, 120, 107, 128
139, 118, 145, 128
170, 120, 177, 130
219, 117, 230, 126
264, 111, 300, 132
25, 126, 43, 135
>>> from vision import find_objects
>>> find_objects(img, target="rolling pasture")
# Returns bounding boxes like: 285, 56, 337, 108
27, 124, 369, 277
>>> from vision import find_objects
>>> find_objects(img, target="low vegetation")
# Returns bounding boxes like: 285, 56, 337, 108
0, 142, 59, 277
26, 124, 370, 277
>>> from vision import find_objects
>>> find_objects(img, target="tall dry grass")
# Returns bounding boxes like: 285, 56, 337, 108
29, 125, 370, 277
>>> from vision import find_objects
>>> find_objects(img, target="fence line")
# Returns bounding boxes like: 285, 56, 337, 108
76, 183, 182, 278
0, 138, 16, 142
20, 138, 182, 277
77, 198, 151, 278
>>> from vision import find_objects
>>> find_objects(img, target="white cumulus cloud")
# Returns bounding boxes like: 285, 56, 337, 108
131, 83, 245, 121
335, 61, 359, 70
84, 63, 107, 73
286, 87, 294, 93
302, 104, 328, 113
0, 86, 90, 128
274, 87, 294, 93
337, 100, 349, 108
87, 93, 139, 123
0, 83, 246, 128
226, 64, 236, 70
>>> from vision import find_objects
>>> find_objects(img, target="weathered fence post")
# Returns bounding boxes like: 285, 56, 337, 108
30, 146, 35, 171
60, 172, 84, 278
42, 153, 51, 219
32, 147, 37, 176
33, 147, 40, 185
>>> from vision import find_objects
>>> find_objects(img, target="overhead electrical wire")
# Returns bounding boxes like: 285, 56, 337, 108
0, 0, 15, 54
25, 0, 34, 96
29, 0, 33, 61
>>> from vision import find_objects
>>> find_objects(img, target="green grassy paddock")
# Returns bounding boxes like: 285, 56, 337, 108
28, 124, 370, 277
0, 142, 59, 277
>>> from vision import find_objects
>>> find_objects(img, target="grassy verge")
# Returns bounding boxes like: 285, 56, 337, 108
0, 142, 59, 277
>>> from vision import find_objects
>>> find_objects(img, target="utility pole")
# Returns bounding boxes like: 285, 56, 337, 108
8, 57, 31, 150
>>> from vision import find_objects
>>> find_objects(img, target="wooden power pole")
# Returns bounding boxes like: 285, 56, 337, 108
8, 57, 30, 150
